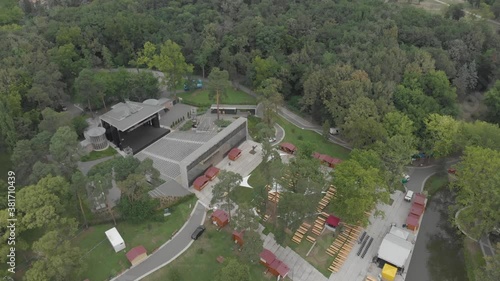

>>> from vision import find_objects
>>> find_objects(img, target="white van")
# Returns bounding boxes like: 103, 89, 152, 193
404, 190, 414, 202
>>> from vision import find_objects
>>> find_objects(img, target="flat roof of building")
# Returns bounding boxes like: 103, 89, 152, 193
180, 117, 247, 167
100, 101, 164, 132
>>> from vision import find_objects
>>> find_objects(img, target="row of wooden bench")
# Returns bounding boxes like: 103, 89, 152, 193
311, 214, 326, 236
327, 225, 363, 273
292, 222, 311, 244
267, 192, 280, 204
317, 186, 336, 212
365, 276, 377, 281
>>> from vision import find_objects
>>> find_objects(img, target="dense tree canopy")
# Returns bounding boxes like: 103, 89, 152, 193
452, 146, 500, 238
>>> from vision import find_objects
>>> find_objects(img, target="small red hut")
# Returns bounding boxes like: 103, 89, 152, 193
414, 193, 426, 207
406, 213, 420, 231
410, 203, 424, 217
204, 166, 220, 180
126, 245, 147, 266
232, 230, 244, 247
259, 249, 276, 268
326, 215, 341, 229
193, 175, 210, 191
269, 259, 290, 278
279, 142, 297, 154
211, 209, 229, 229
228, 148, 242, 161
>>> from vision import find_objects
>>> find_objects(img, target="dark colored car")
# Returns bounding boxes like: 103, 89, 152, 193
191, 225, 206, 240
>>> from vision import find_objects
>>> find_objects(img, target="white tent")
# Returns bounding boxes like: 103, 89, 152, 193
377, 232, 413, 268
105, 227, 126, 253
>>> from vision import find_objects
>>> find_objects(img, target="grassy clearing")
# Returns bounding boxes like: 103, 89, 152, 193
288, 233, 334, 277
80, 147, 118, 162
276, 116, 351, 160
142, 222, 270, 281
463, 237, 486, 281
423, 172, 449, 197
230, 186, 254, 206
177, 88, 257, 107
0, 151, 12, 178
75, 196, 197, 281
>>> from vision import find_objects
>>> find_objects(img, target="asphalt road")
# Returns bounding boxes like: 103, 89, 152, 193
112, 201, 206, 281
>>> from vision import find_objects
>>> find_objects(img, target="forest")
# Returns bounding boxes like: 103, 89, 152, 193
1, 0, 500, 280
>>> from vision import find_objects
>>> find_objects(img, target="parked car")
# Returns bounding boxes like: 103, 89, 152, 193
404, 190, 414, 202
191, 225, 206, 240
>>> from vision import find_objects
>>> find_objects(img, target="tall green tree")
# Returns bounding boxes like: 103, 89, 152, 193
451, 146, 500, 239
38, 108, 72, 134
24, 230, 84, 281
374, 135, 417, 190
74, 69, 105, 113
207, 67, 231, 120
424, 114, 460, 158
196, 23, 219, 78
49, 126, 81, 177
256, 78, 283, 126
137, 40, 193, 94
342, 97, 387, 148
211, 171, 242, 221
331, 159, 390, 226
484, 80, 500, 123
214, 258, 250, 281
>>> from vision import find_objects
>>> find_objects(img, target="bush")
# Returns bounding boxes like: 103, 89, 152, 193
214, 119, 232, 128
72, 115, 89, 138
118, 196, 161, 223
180, 120, 194, 131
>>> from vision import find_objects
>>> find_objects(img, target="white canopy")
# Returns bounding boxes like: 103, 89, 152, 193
377, 233, 413, 268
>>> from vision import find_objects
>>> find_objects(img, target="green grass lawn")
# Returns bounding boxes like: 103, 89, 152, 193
143, 222, 270, 281
288, 232, 334, 277
75, 196, 197, 281
424, 173, 449, 197
0, 151, 12, 177
276, 116, 351, 160
177, 88, 257, 107
230, 186, 254, 206
80, 147, 118, 162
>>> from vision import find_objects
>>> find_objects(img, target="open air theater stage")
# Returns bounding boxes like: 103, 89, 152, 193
100, 101, 170, 154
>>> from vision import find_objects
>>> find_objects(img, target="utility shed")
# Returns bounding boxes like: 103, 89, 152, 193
105, 227, 126, 253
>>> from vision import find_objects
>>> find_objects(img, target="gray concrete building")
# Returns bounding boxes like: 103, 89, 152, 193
179, 117, 248, 188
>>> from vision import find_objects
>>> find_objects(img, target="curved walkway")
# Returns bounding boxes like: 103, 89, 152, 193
112, 201, 207, 281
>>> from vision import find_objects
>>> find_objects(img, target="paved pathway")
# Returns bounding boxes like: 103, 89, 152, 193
112, 201, 207, 281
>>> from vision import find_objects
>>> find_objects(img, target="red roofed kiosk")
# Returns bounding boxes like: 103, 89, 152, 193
326, 215, 341, 228
211, 209, 229, 229
232, 230, 244, 247
126, 245, 147, 266
279, 142, 297, 154
193, 175, 210, 191
259, 249, 276, 268
228, 148, 242, 161
204, 166, 220, 180
410, 203, 424, 217
269, 259, 290, 278
406, 213, 420, 231
414, 193, 426, 207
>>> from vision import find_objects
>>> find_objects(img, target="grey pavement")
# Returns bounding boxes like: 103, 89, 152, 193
149, 178, 191, 198
159, 104, 193, 127
112, 201, 207, 281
